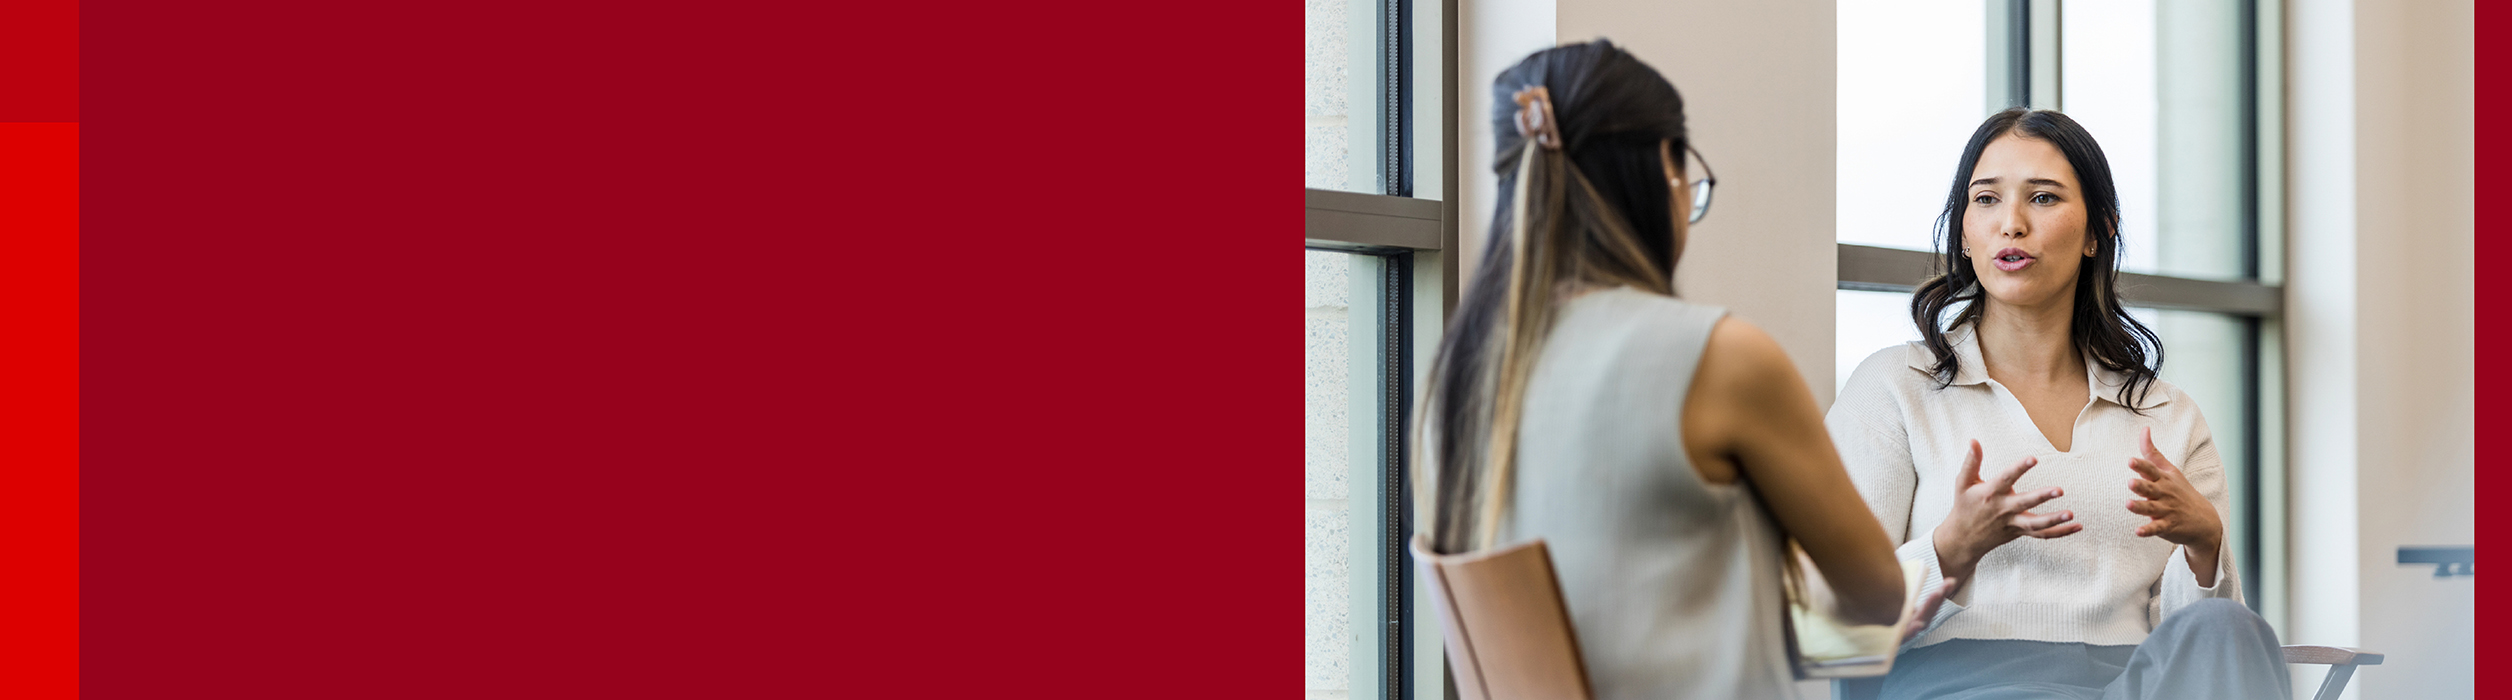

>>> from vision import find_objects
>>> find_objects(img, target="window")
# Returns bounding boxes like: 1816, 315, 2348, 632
2137, 308, 2260, 594
1836, 0, 1986, 254
1833, 289, 1923, 396
2064, 0, 2262, 281
1303, 236, 1442, 700
1306, 0, 1448, 695
1834, 0, 2286, 624
1306, 0, 1406, 196
1305, 250, 1413, 700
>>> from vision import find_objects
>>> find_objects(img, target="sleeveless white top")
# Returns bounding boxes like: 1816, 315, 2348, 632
1500, 287, 1800, 700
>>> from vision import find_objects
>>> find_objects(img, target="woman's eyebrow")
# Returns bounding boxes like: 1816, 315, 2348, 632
1967, 176, 2074, 189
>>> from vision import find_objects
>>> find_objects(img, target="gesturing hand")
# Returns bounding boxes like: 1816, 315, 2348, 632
1930, 439, 2079, 590
2126, 427, 2223, 583
1899, 575, 1957, 645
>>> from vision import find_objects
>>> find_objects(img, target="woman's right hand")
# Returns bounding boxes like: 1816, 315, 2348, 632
1929, 440, 2080, 591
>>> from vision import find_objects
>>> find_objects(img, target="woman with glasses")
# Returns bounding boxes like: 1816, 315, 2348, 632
1826, 109, 2289, 700
1418, 40, 1929, 699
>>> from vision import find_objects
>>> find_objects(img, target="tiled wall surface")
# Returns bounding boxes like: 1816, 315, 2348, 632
1305, 0, 1351, 191
1304, 251, 1353, 697
1306, 0, 1358, 687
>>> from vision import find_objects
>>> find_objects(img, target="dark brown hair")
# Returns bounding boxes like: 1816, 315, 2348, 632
1420, 40, 1688, 553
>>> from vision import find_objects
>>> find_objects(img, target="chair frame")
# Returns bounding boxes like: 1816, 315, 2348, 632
1832, 645, 2382, 700
2283, 645, 2382, 700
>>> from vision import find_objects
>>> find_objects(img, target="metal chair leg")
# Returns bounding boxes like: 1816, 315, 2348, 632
2308, 663, 2356, 700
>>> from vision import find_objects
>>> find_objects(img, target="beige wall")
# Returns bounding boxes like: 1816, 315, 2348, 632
2347, 0, 2474, 696
1557, 0, 1840, 405
2287, 0, 2474, 697
1455, 0, 1840, 405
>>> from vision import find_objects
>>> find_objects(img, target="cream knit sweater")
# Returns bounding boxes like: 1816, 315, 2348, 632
1826, 325, 2240, 649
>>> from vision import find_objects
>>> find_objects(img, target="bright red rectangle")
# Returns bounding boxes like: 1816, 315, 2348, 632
0, 123, 79, 698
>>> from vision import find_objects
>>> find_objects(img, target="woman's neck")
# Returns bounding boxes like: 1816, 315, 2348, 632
1975, 296, 2083, 386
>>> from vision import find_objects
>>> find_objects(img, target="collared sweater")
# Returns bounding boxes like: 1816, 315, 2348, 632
1826, 324, 2239, 650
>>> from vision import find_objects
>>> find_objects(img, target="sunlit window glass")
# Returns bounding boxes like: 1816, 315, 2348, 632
2065, 0, 2249, 280
1835, 289, 1923, 396
1306, 0, 1386, 194
1836, 0, 1987, 253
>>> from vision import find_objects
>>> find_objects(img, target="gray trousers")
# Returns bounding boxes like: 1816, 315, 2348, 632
1876, 599, 2291, 700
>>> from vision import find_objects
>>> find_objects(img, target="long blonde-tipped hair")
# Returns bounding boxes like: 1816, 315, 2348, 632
1418, 40, 1688, 554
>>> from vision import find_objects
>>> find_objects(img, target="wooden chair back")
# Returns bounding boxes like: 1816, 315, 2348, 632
1410, 534, 1593, 700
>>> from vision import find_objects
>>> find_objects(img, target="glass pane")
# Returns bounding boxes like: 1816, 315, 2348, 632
2064, 0, 2250, 280
2139, 309, 2256, 599
1306, 0, 1385, 194
2060, 1, 2159, 275
1835, 289, 1924, 396
1305, 250, 1354, 693
1836, 0, 1987, 253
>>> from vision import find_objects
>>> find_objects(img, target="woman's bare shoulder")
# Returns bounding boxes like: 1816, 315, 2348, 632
1700, 317, 1791, 380
1692, 317, 1807, 415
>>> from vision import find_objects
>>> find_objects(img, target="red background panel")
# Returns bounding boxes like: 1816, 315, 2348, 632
0, 0, 76, 121
2479, 2, 2504, 696
83, 1, 1286, 698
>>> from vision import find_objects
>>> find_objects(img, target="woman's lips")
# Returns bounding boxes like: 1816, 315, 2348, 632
1992, 248, 2036, 272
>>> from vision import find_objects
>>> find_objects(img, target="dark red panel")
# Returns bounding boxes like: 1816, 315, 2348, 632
85, 2, 1283, 698
2477, 0, 2504, 696
0, 0, 76, 121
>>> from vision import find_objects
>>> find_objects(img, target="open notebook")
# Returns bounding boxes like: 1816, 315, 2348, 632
1781, 546, 1929, 680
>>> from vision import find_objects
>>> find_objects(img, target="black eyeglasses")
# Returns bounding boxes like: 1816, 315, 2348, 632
1676, 145, 1716, 224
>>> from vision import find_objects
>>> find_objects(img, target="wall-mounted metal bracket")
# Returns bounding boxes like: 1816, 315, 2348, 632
2397, 546, 2474, 578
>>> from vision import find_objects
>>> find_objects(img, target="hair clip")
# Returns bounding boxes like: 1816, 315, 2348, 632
1513, 86, 1563, 151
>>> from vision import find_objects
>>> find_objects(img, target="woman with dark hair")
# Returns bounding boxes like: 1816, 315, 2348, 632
1828, 108, 2289, 699
1420, 39, 1923, 699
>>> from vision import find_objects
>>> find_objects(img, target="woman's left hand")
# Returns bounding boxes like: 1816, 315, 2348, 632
1899, 575, 1957, 645
2125, 427, 2223, 583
